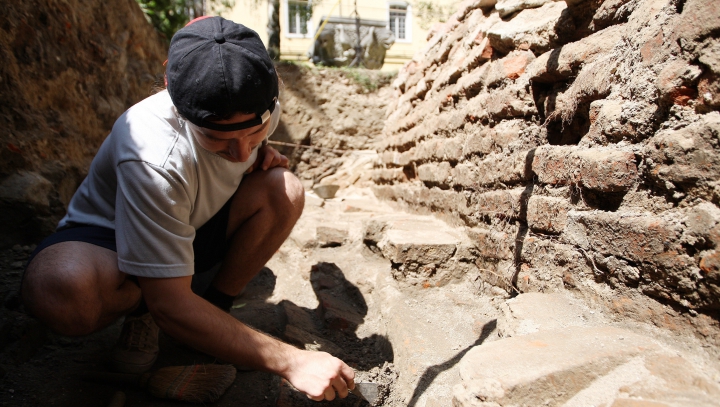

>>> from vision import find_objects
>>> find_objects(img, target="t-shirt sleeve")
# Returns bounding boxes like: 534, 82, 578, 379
115, 160, 195, 278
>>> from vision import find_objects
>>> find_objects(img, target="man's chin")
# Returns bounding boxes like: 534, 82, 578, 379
218, 153, 245, 163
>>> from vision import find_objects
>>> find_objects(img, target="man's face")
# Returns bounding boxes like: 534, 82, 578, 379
190, 112, 270, 163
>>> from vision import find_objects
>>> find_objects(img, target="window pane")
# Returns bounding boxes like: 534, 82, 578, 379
288, 1, 309, 34
389, 9, 406, 39
289, 4, 298, 33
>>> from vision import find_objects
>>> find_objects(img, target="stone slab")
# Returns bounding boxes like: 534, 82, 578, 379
454, 326, 720, 406
498, 292, 606, 337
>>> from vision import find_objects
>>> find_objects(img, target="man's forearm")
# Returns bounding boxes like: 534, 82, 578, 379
138, 275, 355, 400
140, 276, 298, 376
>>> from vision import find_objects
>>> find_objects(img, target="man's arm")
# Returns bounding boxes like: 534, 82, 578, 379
139, 275, 355, 401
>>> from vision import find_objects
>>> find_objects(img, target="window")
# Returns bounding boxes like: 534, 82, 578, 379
287, 0, 310, 35
389, 3, 408, 41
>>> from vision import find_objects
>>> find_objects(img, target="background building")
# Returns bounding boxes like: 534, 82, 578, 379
222, 0, 459, 71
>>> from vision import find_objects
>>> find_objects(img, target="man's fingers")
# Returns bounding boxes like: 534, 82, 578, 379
306, 393, 324, 402
261, 149, 274, 170
341, 363, 356, 390
332, 376, 350, 399
323, 385, 337, 401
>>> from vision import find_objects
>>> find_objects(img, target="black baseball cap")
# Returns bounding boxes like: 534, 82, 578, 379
166, 16, 278, 132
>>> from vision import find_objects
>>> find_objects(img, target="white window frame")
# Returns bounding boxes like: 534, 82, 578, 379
387, 1, 412, 43
284, 0, 312, 38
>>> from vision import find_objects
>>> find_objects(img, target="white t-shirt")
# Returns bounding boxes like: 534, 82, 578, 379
58, 90, 280, 278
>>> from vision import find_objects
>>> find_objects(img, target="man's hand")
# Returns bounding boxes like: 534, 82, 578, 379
283, 350, 356, 401
247, 144, 288, 174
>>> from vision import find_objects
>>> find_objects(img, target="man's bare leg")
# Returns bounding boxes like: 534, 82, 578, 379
21, 242, 140, 336
208, 167, 305, 298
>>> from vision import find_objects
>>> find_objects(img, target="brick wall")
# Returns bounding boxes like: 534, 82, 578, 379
373, 0, 720, 314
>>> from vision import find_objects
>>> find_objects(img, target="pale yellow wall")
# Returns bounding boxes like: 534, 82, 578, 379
221, 0, 458, 72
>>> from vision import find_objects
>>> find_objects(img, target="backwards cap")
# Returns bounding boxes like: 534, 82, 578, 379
166, 17, 278, 131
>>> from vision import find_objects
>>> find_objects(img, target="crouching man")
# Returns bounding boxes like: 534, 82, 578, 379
20, 16, 354, 402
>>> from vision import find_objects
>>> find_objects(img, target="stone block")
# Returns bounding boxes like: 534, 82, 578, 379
498, 292, 605, 338
365, 214, 475, 285
527, 195, 569, 234
456, 62, 491, 98
590, 0, 638, 31
487, 1, 572, 54
467, 227, 515, 260
684, 202, 720, 246
475, 150, 532, 186
563, 210, 681, 265
485, 83, 537, 120
656, 59, 702, 106
316, 224, 349, 247
0, 171, 53, 209
673, 0, 720, 45
380, 149, 412, 167
532, 145, 638, 192
646, 112, 720, 187
487, 119, 523, 151
495, 0, 555, 17
457, 0, 498, 20
437, 137, 465, 160
471, 188, 527, 220
461, 127, 492, 157
371, 168, 404, 184
464, 92, 491, 123
453, 162, 480, 187
417, 162, 452, 184
485, 50, 535, 88
435, 109, 468, 134
460, 37, 494, 74
453, 326, 718, 407
519, 236, 590, 288
583, 99, 658, 144
527, 24, 626, 83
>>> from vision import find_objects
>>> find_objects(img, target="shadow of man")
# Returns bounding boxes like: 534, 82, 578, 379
281, 262, 394, 370
406, 319, 497, 407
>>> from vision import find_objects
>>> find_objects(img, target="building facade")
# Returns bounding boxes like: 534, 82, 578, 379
221, 0, 458, 71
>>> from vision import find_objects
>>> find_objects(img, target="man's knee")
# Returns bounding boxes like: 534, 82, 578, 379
263, 168, 305, 220
22, 261, 103, 336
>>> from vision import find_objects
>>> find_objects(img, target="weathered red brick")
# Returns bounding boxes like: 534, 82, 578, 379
418, 162, 452, 184
467, 227, 515, 260
503, 51, 534, 80
563, 211, 681, 265
527, 196, 570, 234
532, 146, 638, 192
471, 188, 526, 220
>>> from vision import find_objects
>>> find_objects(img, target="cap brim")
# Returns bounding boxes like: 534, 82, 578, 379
198, 100, 276, 132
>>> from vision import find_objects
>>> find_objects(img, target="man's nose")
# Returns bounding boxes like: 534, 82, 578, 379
230, 138, 251, 162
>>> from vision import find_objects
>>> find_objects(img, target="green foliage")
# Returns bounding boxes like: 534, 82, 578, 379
338, 67, 396, 92
412, 0, 457, 30
136, 0, 235, 41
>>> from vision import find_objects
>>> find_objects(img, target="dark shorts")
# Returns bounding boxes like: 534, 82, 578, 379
26, 199, 233, 275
